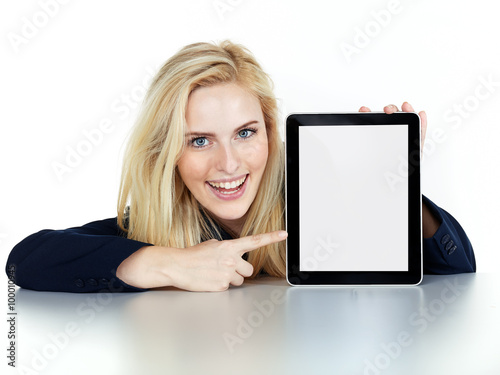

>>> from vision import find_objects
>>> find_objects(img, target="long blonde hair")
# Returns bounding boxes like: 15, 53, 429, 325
117, 40, 285, 278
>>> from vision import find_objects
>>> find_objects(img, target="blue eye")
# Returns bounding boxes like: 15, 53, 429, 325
192, 137, 208, 148
238, 128, 256, 139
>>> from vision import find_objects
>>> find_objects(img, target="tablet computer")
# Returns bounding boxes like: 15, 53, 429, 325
286, 113, 422, 286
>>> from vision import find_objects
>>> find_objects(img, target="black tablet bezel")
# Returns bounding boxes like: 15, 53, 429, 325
286, 113, 422, 286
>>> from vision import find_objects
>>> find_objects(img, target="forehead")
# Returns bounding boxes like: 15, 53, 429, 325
186, 83, 263, 130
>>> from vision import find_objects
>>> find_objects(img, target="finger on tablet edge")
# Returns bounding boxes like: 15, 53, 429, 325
384, 104, 398, 114
237, 231, 288, 255
402, 101, 414, 112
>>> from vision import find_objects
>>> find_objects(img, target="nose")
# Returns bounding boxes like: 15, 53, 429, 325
215, 142, 240, 174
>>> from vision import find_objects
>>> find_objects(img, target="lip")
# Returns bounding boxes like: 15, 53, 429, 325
205, 174, 249, 201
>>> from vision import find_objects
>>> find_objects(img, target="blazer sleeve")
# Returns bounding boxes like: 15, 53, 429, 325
5, 218, 152, 293
422, 195, 476, 275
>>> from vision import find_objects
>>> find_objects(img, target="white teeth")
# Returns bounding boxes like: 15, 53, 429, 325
208, 176, 246, 190
220, 189, 239, 194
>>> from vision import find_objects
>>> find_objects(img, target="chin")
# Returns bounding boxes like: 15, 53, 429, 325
211, 208, 249, 222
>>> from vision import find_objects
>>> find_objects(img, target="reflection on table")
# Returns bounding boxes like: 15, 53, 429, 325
11, 273, 500, 375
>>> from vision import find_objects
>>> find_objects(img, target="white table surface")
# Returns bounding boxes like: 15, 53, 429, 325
7, 273, 500, 375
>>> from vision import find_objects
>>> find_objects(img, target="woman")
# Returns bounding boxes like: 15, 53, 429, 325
5, 41, 475, 293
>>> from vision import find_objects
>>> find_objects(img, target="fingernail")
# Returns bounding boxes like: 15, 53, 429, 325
278, 231, 288, 238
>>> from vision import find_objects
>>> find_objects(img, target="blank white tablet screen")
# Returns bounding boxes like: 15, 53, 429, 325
298, 125, 408, 271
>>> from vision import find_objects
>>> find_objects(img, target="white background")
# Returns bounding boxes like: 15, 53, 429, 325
1, 0, 498, 282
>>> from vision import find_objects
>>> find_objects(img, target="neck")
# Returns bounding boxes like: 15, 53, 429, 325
213, 213, 247, 238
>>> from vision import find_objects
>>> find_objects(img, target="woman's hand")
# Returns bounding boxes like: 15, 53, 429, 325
116, 230, 288, 292
359, 102, 427, 155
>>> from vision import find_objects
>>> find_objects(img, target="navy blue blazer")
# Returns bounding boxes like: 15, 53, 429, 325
5, 195, 475, 293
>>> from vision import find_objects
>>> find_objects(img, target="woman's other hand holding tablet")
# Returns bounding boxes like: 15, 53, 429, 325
359, 102, 427, 156
116, 231, 288, 292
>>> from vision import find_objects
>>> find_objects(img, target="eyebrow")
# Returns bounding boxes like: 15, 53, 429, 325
185, 120, 260, 138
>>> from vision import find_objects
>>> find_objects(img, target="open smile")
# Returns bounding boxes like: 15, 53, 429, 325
206, 174, 248, 200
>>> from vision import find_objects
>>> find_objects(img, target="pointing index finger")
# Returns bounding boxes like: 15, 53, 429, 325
233, 231, 288, 255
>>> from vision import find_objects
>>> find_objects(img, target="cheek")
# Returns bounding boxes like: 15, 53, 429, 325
178, 154, 209, 189
245, 138, 269, 173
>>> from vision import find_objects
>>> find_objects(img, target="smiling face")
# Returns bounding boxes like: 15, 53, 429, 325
177, 83, 269, 235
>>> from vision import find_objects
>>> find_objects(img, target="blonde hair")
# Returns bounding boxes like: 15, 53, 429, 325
117, 41, 285, 278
